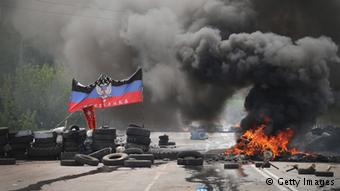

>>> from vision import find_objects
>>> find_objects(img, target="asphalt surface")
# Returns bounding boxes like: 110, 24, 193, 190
0, 132, 339, 191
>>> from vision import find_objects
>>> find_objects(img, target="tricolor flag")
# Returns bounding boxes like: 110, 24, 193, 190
67, 68, 143, 112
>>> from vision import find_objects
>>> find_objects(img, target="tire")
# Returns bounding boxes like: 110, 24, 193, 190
0, 127, 9, 135
102, 153, 129, 166
183, 157, 203, 166
60, 152, 78, 160
177, 151, 202, 159
10, 143, 29, 150
126, 127, 150, 137
124, 159, 151, 168
129, 154, 154, 163
63, 141, 80, 148
127, 136, 151, 145
9, 130, 33, 138
60, 159, 83, 166
33, 142, 57, 148
89, 147, 112, 160
0, 158, 16, 165
93, 128, 116, 135
315, 171, 334, 177
33, 131, 54, 139
224, 163, 240, 169
177, 158, 185, 165
34, 137, 55, 144
9, 136, 33, 144
158, 140, 168, 146
93, 134, 116, 141
124, 148, 143, 155
63, 130, 86, 140
298, 168, 315, 175
92, 141, 115, 151
28, 146, 61, 158
125, 143, 149, 152
75, 154, 99, 166
10, 153, 27, 160
0, 135, 8, 145
149, 149, 179, 160
159, 135, 169, 140
63, 147, 80, 152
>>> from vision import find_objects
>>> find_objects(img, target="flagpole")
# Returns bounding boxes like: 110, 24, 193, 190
54, 112, 74, 129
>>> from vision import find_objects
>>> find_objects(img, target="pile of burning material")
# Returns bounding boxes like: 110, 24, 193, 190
225, 122, 301, 160
224, 117, 340, 163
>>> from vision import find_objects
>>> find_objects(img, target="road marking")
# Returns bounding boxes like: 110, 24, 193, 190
251, 165, 299, 191
144, 163, 168, 191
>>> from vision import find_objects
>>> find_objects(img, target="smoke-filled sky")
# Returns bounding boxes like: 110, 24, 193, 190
3, 0, 340, 134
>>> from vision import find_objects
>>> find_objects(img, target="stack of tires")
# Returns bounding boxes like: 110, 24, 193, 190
62, 126, 86, 152
158, 135, 169, 146
177, 151, 204, 166
125, 124, 151, 152
28, 130, 61, 159
0, 127, 9, 157
8, 130, 33, 159
92, 126, 116, 152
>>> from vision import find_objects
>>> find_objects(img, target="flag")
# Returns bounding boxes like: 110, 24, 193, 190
83, 105, 96, 129
68, 68, 143, 112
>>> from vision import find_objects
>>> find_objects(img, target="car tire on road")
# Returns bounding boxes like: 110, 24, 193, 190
102, 153, 129, 166
75, 154, 99, 166
60, 159, 83, 166
89, 147, 112, 160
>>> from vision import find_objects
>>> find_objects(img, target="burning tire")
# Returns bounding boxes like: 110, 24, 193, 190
0, 158, 16, 165
75, 154, 99, 166
124, 159, 152, 168
102, 153, 128, 166
60, 159, 83, 166
89, 147, 112, 160
129, 154, 154, 163
224, 163, 240, 169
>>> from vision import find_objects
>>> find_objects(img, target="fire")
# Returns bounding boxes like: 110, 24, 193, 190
225, 123, 300, 158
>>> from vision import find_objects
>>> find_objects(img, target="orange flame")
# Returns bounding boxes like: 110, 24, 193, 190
225, 123, 300, 158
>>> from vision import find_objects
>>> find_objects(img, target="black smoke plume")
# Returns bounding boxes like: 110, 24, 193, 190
177, 29, 339, 135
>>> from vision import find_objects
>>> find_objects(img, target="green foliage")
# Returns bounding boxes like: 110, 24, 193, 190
0, 63, 74, 130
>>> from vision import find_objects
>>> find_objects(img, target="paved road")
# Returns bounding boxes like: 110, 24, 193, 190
0, 132, 339, 191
